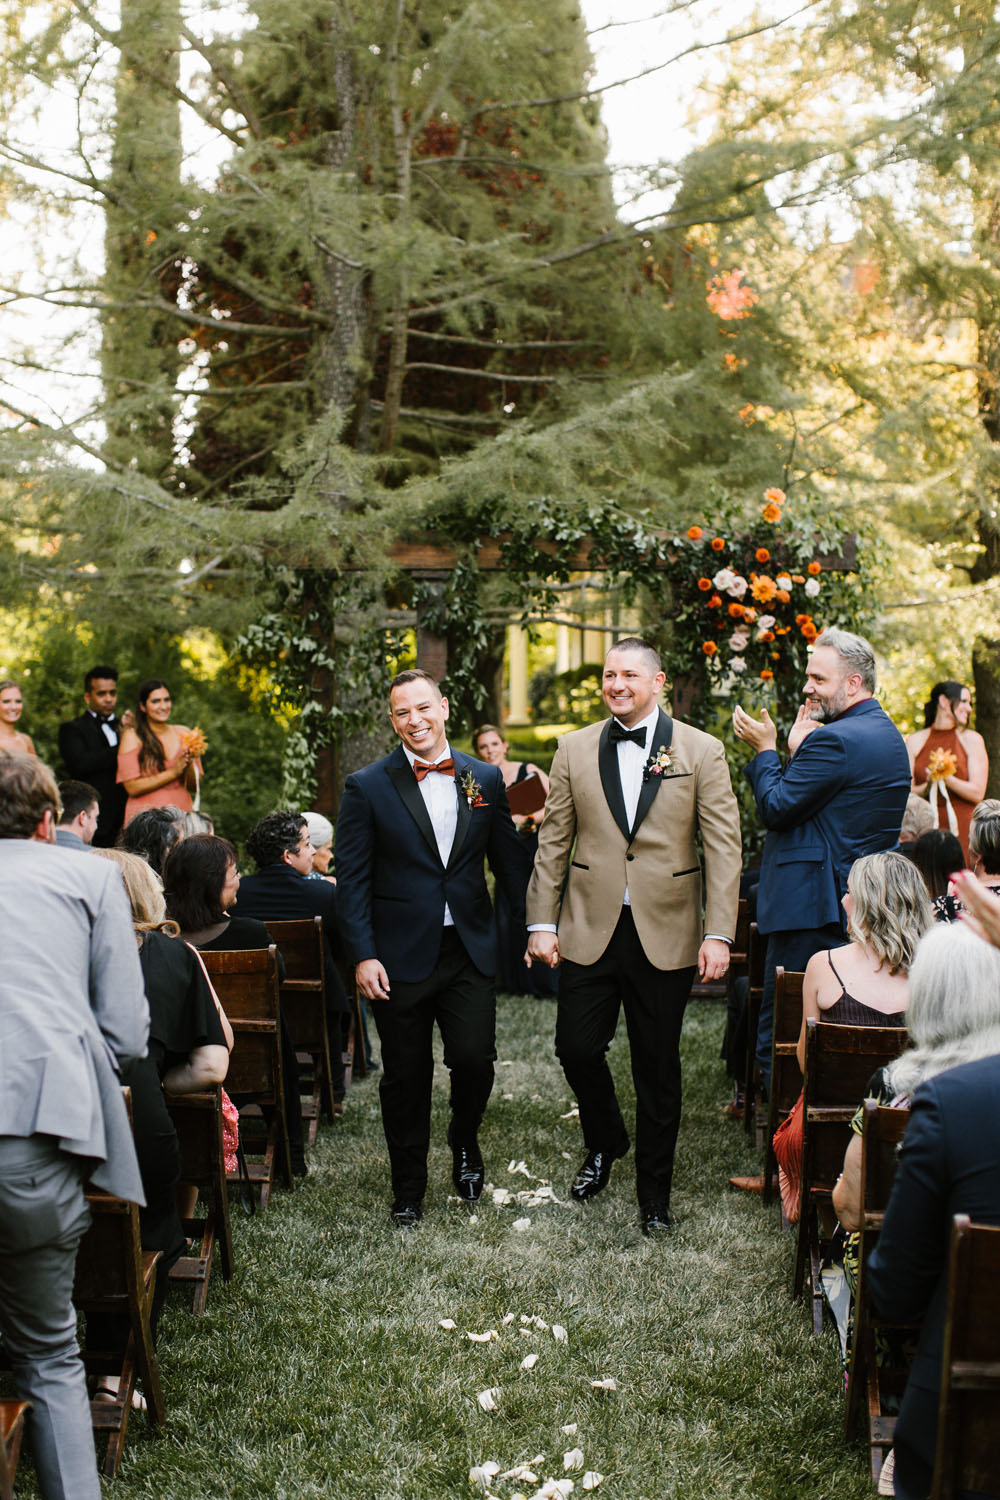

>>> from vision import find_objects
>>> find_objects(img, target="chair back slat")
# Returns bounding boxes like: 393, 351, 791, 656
265, 916, 324, 984
932, 1215, 1000, 1498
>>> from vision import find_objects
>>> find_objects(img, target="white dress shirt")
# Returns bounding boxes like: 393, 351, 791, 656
403, 742, 457, 926
615, 706, 660, 906
87, 708, 118, 748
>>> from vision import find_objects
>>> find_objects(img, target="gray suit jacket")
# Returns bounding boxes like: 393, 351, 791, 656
0, 840, 149, 1201
54, 828, 96, 853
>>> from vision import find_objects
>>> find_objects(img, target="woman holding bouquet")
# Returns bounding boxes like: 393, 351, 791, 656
906, 679, 988, 862
117, 679, 205, 827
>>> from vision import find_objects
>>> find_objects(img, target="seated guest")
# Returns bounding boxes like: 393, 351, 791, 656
910, 827, 964, 903
932, 798, 1000, 922
162, 832, 308, 1174
0, 756, 147, 1500
773, 851, 931, 1221
55, 780, 100, 851
301, 810, 335, 882
94, 849, 231, 1375
868, 925, 1000, 1500
898, 792, 935, 857
117, 804, 184, 876
233, 812, 351, 1105
178, 810, 214, 838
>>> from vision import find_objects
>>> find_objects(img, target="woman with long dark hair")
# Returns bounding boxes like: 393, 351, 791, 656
116, 679, 204, 828
905, 679, 988, 862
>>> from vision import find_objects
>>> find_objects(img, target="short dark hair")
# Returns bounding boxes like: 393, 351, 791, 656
117, 805, 184, 875
389, 668, 442, 698
606, 637, 663, 675
58, 780, 100, 824
911, 828, 965, 900
84, 665, 118, 691
0, 757, 61, 839
245, 811, 306, 869
163, 834, 239, 930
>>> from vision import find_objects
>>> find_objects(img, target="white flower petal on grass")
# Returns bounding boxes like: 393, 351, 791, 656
582, 1473, 604, 1490
499, 1059, 514, 1067
559, 1106, 580, 1119
512, 1217, 531, 1231
538, 1480, 575, 1498
521, 1353, 539, 1370
535, 1318, 549, 1331
439, 1318, 457, 1330
502, 1312, 516, 1325
492, 1188, 512, 1206
477, 1387, 501, 1411
520, 1327, 535, 1338
507, 1160, 532, 1177
589, 1377, 618, 1390
503, 1093, 515, 1101
501, 1465, 539, 1482
561, 1151, 572, 1159
561, 1423, 578, 1435
552, 1325, 568, 1343
563, 1448, 585, 1470
468, 1330, 497, 1343
469, 1461, 502, 1487
469, 1214, 479, 1225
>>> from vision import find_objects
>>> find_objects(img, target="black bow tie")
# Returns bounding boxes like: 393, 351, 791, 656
100, 715, 116, 724
609, 721, 646, 749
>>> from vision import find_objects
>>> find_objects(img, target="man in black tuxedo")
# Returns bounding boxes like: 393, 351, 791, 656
57, 666, 129, 848
335, 669, 529, 1226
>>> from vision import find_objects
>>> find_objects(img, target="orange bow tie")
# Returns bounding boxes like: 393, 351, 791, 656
413, 757, 455, 782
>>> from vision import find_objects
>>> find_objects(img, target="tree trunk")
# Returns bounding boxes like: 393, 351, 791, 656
973, 632, 1000, 799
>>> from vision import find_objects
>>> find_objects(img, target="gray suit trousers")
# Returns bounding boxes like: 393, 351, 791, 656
0, 1135, 99, 1500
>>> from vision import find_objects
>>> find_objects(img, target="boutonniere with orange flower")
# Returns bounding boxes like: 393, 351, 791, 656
643, 745, 675, 782
460, 769, 488, 809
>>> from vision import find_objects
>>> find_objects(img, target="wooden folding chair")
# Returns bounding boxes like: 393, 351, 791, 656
844, 1100, 914, 1485
73, 1191, 166, 1478
763, 966, 805, 1206
0, 1400, 30, 1500
794, 1019, 909, 1333
265, 916, 335, 1138
744, 920, 766, 1138
201, 946, 292, 1209
930, 1215, 1000, 1499
165, 1087, 235, 1314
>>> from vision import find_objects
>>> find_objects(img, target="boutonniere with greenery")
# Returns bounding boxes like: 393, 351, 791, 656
460, 769, 488, 808
643, 745, 675, 782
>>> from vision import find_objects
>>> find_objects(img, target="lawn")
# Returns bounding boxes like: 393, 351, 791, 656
16, 996, 873, 1499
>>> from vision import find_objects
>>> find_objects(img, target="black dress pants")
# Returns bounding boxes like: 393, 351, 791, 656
372, 928, 496, 1203
555, 906, 695, 1208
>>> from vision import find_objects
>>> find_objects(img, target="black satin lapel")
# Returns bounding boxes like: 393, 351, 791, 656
386, 759, 442, 864
598, 720, 632, 843
447, 753, 474, 868
631, 708, 675, 839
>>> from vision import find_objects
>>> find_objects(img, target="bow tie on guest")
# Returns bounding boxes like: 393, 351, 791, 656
100, 715, 116, 725
609, 722, 647, 749
413, 757, 455, 782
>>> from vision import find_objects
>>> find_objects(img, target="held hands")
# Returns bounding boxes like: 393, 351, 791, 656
732, 704, 778, 755
356, 958, 391, 1002
525, 930, 561, 970
698, 937, 730, 983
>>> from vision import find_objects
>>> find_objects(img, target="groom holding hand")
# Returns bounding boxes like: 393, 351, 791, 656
336, 669, 529, 1227
526, 638, 742, 1235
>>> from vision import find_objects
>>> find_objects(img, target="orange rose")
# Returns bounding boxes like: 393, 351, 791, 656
801, 621, 818, 640
751, 575, 777, 603
697, 577, 712, 591
775, 589, 790, 603
728, 602, 745, 618
808, 560, 822, 575
791, 574, 805, 584
776, 626, 791, 635
707, 594, 722, 608
687, 525, 703, 540
760, 669, 774, 680
761, 502, 782, 522
755, 548, 770, 562
795, 613, 810, 626
739, 403, 755, 424
772, 650, 781, 659
763, 486, 786, 505
742, 607, 758, 622
711, 537, 726, 551
760, 630, 775, 642
703, 640, 718, 656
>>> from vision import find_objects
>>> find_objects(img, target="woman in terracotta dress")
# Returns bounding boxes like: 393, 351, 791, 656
117, 679, 203, 828
906, 679, 988, 863
0, 679, 37, 757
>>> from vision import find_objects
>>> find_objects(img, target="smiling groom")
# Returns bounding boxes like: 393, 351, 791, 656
335, 669, 529, 1227
526, 638, 742, 1234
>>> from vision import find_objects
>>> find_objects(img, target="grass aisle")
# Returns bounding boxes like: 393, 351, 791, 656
31, 998, 876, 1498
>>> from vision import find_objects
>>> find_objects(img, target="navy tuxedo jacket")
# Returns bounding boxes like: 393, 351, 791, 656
868, 1056, 1000, 1495
335, 745, 529, 984
745, 698, 910, 936
231, 863, 349, 1010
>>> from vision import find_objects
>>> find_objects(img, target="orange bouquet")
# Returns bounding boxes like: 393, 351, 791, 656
180, 728, 207, 758
927, 748, 957, 783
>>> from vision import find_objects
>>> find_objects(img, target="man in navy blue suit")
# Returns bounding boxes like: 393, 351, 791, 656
733, 628, 910, 1109
335, 669, 529, 1226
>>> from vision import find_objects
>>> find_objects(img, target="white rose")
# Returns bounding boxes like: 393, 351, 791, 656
775, 574, 792, 590
712, 568, 736, 591
804, 576, 820, 597
730, 657, 747, 673
729, 631, 749, 651
727, 575, 749, 598
756, 614, 776, 630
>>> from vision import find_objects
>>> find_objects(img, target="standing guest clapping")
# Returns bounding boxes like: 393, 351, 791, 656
117, 679, 204, 828
58, 665, 129, 846
0, 678, 37, 757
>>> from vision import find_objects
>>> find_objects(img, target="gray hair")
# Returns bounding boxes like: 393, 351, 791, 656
887, 922, 1000, 1098
970, 799, 1000, 877
845, 850, 932, 974
812, 627, 877, 694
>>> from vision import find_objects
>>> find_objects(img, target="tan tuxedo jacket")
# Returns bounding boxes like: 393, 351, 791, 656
526, 709, 742, 971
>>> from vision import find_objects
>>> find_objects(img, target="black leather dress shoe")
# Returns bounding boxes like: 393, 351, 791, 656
451, 1141, 485, 1202
640, 1202, 674, 1236
391, 1200, 423, 1228
570, 1141, 629, 1202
